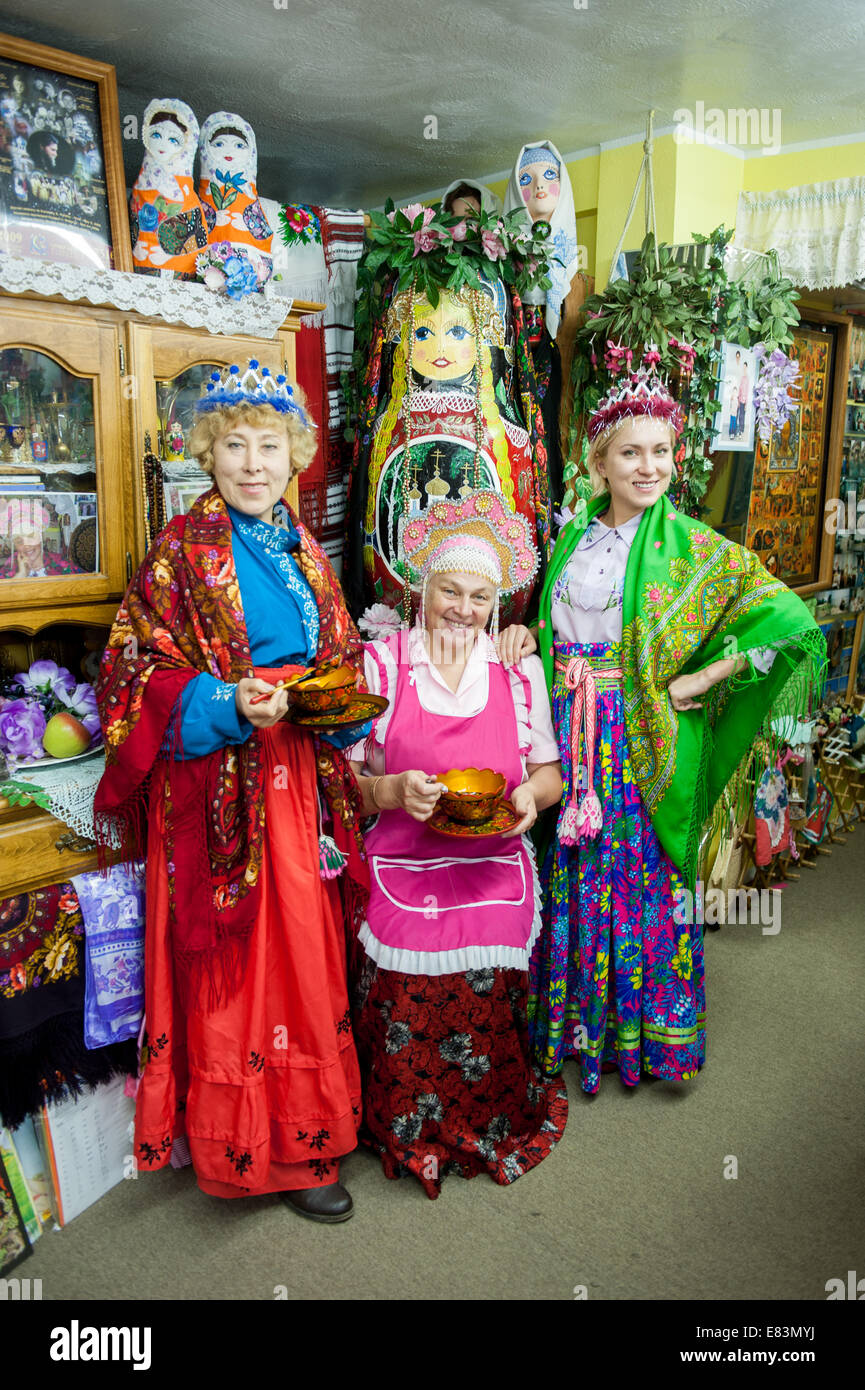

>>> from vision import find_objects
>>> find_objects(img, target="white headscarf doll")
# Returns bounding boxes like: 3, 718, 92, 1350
441, 178, 503, 219
130, 99, 208, 276
504, 140, 579, 339
198, 111, 274, 287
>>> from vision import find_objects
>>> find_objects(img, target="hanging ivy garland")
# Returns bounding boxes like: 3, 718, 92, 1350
567, 226, 801, 514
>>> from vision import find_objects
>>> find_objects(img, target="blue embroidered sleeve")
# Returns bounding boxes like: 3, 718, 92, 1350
174, 673, 254, 759
319, 720, 373, 751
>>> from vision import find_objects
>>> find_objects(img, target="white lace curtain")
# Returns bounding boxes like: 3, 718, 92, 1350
735, 176, 865, 290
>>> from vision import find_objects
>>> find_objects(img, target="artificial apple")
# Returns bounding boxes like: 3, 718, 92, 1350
42, 711, 91, 759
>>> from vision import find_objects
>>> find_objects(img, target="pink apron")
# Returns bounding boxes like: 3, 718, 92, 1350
363, 638, 536, 965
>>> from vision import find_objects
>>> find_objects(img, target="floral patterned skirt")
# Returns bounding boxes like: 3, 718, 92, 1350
352, 957, 568, 1199
528, 640, 706, 1093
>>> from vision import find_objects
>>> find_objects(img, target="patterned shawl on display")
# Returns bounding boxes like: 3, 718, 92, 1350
538, 494, 827, 889
95, 486, 368, 1006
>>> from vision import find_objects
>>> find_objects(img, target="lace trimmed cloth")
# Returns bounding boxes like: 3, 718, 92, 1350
0, 254, 296, 338
6, 749, 115, 846
735, 177, 865, 290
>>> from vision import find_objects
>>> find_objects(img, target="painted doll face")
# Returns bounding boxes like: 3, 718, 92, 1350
596, 417, 674, 517
146, 119, 187, 160
412, 295, 476, 382
208, 130, 250, 172
518, 157, 561, 222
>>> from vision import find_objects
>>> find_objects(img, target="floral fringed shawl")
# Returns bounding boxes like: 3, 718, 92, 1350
538, 494, 827, 889
94, 486, 368, 1006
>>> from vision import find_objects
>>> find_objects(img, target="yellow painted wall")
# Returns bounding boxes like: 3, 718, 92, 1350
673, 143, 743, 244
594, 135, 678, 289
440, 132, 865, 292
742, 141, 865, 192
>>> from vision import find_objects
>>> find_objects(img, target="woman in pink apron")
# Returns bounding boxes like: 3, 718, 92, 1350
348, 491, 567, 1198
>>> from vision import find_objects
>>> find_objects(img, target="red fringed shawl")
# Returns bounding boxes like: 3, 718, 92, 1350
94, 485, 368, 1005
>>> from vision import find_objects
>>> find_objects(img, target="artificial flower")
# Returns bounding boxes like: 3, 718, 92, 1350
450, 220, 467, 242
15, 659, 75, 697
358, 602, 403, 640
0, 698, 46, 763
481, 228, 506, 261
202, 265, 226, 291
752, 343, 800, 444
137, 203, 159, 231
399, 201, 425, 226
56, 681, 101, 739
412, 227, 443, 256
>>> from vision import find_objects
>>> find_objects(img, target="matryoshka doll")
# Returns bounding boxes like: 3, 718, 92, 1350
345, 273, 547, 625
504, 140, 589, 505
197, 112, 273, 287
130, 100, 208, 276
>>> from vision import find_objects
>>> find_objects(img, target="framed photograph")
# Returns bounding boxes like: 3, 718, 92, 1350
0, 490, 98, 578
0, 32, 130, 271
712, 341, 757, 452
163, 479, 210, 522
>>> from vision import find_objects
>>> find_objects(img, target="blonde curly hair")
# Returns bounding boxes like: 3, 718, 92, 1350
187, 397, 317, 478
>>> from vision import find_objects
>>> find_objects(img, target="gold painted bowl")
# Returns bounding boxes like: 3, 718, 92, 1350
437, 767, 506, 824
286, 665, 357, 713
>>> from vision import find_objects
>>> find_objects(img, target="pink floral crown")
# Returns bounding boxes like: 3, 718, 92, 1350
399, 491, 539, 596
588, 365, 684, 444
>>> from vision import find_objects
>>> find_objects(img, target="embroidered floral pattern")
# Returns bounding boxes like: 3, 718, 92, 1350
0, 884, 83, 999
623, 525, 788, 817
353, 964, 567, 1199
530, 639, 705, 1090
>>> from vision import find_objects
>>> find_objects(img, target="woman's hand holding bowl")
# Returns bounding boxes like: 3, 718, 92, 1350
501, 780, 538, 837
235, 676, 289, 727
394, 770, 446, 822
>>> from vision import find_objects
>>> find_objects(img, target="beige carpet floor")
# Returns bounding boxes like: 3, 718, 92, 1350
19, 835, 865, 1301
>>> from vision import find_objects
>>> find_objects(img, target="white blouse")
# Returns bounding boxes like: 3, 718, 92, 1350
551, 511, 641, 644
551, 509, 776, 671
347, 628, 560, 775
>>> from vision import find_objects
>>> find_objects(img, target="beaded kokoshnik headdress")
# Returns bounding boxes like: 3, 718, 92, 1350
399, 490, 539, 637
588, 365, 684, 445
196, 359, 313, 428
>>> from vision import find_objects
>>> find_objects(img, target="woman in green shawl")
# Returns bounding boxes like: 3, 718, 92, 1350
500, 365, 825, 1091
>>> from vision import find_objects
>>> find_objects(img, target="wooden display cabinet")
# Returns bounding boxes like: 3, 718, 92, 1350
0, 286, 317, 897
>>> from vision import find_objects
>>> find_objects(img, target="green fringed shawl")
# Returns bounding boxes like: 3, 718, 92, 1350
537, 494, 827, 890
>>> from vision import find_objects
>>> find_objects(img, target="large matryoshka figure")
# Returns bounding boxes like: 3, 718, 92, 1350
130, 100, 208, 276
346, 274, 548, 624
197, 112, 273, 286
504, 140, 589, 503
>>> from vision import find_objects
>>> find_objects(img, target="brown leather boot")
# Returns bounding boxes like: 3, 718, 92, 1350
280, 1182, 354, 1223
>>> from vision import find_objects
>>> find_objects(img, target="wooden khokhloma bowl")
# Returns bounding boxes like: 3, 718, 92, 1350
287, 665, 356, 713
437, 767, 506, 824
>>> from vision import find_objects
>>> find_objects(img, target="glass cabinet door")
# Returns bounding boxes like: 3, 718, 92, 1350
154, 361, 226, 524
0, 311, 124, 613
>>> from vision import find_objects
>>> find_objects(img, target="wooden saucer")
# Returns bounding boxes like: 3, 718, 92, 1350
428, 798, 522, 839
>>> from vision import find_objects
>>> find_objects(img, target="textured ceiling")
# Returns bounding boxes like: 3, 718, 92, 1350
0, 0, 864, 207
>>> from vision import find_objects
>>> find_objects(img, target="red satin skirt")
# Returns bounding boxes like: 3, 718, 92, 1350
133, 718, 361, 1197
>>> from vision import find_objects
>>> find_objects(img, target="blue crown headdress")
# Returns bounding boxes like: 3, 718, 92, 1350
195, 359, 313, 427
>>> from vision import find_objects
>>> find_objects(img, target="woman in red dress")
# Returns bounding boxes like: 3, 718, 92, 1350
95, 362, 368, 1221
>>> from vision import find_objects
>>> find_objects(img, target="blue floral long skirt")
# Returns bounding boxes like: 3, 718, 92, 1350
528, 640, 706, 1092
